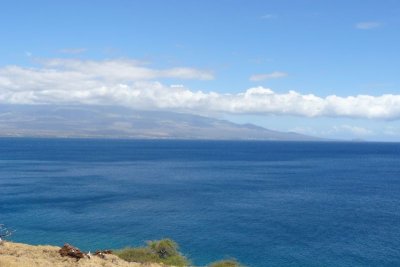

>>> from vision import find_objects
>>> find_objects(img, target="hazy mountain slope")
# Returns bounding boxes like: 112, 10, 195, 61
0, 105, 319, 140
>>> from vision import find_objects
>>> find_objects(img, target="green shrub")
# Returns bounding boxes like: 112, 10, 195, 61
160, 254, 190, 266
115, 238, 190, 267
147, 238, 179, 258
209, 259, 244, 267
114, 247, 158, 263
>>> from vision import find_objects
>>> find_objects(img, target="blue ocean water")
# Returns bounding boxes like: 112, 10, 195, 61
0, 138, 399, 266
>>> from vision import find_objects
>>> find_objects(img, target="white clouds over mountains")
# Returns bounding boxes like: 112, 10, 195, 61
0, 58, 399, 120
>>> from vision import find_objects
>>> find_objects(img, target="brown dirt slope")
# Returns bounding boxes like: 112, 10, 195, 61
0, 241, 165, 267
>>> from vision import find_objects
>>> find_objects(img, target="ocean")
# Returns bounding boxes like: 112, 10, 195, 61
0, 138, 399, 266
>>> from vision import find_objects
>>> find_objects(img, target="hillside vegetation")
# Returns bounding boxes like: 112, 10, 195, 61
0, 240, 244, 267
0, 241, 163, 267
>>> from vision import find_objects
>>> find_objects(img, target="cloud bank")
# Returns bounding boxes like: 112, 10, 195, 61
1, 58, 400, 120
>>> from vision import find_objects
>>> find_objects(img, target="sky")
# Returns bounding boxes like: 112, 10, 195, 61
1, 0, 400, 141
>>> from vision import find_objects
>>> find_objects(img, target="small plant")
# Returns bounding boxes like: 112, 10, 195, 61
0, 224, 15, 243
147, 238, 179, 258
115, 238, 190, 267
209, 259, 244, 267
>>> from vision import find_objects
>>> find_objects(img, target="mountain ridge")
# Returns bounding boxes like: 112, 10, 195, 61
0, 104, 321, 141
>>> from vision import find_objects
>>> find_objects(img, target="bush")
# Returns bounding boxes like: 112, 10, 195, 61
209, 259, 244, 267
115, 238, 190, 267
161, 254, 191, 266
114, 247, 159, 263
148, 238, 179, 258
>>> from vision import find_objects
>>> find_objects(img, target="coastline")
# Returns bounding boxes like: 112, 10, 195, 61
0, 241, 165, 267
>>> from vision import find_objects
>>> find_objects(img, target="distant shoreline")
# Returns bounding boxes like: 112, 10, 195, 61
1, 135, 399, 143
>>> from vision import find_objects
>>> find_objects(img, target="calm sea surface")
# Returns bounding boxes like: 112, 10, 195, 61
0, 138, 399, 266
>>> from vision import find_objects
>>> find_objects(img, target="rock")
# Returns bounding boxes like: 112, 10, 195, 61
94, 249, 112, 259
95, 250, 112, 254
59, 243, 85, 260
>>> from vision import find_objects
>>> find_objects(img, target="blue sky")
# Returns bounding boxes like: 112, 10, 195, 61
1, 0, 400, 140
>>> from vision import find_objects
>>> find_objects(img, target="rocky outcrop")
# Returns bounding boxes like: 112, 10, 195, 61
59, 243, 86, 260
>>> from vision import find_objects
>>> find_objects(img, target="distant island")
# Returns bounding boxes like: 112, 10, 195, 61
0, 104, 321, 141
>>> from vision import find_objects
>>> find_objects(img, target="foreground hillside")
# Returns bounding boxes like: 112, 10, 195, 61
0, 242, 163, 267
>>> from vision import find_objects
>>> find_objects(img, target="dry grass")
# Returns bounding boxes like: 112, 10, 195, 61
0, 241, 166, 267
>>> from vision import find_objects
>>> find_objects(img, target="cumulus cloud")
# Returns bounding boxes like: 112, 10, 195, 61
355, 21, 381, 30
249, 71, 288, 81
1, 58, 400, 120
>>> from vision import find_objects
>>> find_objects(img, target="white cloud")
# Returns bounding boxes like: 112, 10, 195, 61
39, 58, 214, 81
355, 22, 381, 30
170, 84, 184, 88
249, 71, 288, 81
332, 125, 373, 136
1, 58, 400, 120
